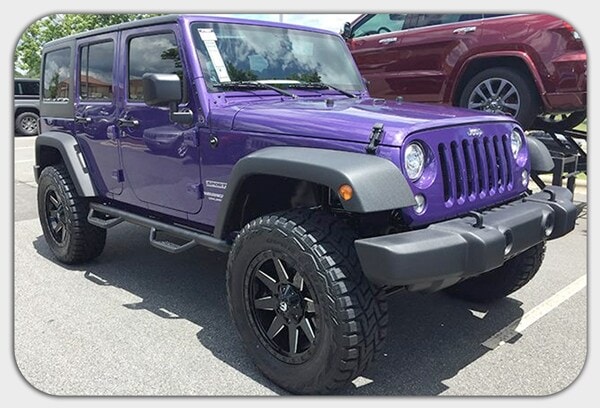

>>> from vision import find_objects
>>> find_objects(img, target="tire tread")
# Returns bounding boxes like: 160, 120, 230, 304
227, 209, 388, 393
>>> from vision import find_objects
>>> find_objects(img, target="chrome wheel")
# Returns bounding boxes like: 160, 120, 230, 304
468, 77, 521, 117
16, 112, 40, 135
21, 116, 38, 133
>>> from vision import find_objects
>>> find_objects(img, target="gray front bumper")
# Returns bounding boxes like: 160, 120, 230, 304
354, 186, 577, 291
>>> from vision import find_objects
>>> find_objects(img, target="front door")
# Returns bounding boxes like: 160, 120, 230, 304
74, 33, 122, 196
386, 13, 483, 103
348, 13, 409, 99
118, 26, 203, 214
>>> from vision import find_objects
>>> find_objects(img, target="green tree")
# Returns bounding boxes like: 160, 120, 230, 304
15, 14, 160, 77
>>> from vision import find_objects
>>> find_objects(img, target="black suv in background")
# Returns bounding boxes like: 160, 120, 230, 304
14, 78, 40, 136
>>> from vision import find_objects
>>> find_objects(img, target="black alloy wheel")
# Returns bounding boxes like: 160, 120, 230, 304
45, 188, 69, 245
246, 253, 319, 363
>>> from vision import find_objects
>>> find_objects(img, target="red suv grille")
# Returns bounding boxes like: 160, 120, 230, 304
438, 134, 514, 205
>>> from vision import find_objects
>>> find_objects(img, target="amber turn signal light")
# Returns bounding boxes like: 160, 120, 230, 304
338, 184, 353, 201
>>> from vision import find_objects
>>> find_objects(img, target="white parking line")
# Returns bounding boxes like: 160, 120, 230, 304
482, 275, 587, 350
14, 147, 33, 150
15, 159, 34, 164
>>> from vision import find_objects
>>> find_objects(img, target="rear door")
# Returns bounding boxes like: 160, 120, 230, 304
386, 13, 483, 103
117, 25, 203, 214
74, 33, 122, 195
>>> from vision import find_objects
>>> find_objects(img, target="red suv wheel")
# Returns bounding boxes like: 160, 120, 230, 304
459, 67, 539, 129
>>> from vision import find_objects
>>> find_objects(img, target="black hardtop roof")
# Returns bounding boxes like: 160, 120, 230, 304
43, 14, 179, 49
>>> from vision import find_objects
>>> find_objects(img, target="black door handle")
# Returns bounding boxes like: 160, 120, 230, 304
117, 118, 140, 128
74, 115, 92, 124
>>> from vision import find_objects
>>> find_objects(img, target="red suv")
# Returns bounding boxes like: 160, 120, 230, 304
343, 13, 587, 131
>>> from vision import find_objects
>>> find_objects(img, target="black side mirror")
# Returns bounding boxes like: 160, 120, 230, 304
142, 73, 193, 124
142, 73, 181, 107
342, 22, 352, 39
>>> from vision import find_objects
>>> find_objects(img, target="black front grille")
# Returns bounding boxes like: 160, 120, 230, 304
439, 134, 513, 204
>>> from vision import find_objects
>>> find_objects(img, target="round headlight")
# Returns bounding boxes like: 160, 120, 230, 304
511, 129, 523, 159
404, 142, 425, 180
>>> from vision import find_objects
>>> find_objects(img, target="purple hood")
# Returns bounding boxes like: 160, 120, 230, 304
216, 97, 519, 146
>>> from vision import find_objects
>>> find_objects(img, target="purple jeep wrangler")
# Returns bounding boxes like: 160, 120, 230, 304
35, 15, 577, 393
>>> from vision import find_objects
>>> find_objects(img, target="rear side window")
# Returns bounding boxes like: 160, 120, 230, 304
43, 48, 71, 102
79, 41, 114, 101
484, 14, 511, 19
408, 14, 482, 29
128, 32, 184, 101
15, 80, 40, 96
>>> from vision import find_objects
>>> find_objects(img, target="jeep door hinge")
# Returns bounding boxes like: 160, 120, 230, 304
366, 123, 385, 155
186, 183, 204, 200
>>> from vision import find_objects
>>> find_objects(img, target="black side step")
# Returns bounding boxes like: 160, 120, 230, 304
149, 227, 198, 254
88, 208, 124, 228
88, 203, 230, 253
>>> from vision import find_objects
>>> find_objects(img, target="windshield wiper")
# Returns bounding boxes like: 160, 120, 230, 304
287, 82, 358, 98
213, 81, 298, 99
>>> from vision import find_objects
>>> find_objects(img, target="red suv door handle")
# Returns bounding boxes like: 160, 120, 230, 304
378, 37, 398, 44
453, 27, 477, 34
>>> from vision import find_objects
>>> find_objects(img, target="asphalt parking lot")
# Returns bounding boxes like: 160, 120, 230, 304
13, 134, 588, 396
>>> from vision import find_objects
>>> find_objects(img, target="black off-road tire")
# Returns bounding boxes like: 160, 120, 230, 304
226, 210, 388, 394
445, 243, 546, 303
459, 67, 540, 129
37, 165, 106, 264
15, 111, 39, 136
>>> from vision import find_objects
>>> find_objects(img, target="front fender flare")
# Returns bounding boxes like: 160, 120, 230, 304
214, 147, 416, 239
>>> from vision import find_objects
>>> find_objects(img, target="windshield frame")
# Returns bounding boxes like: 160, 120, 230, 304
190, 21, 366, 96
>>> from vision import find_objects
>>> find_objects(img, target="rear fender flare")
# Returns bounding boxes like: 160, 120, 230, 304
35, 132, 96, 197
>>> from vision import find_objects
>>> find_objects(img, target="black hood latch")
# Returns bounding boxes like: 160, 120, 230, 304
366, 123, 385, 155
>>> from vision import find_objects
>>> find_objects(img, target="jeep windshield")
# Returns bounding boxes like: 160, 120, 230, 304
191, 22, 365, 96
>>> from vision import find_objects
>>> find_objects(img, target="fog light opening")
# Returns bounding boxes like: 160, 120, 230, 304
414, 194, 426, 214
503, 230, 514, 256
543, 213, 555, 237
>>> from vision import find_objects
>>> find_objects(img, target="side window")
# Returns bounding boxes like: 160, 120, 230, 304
14, 81, 22, 96
408, 14, 482, 29
43, 48, 71, 102
128, 32, 184, 101
352, 14, 407, 38
411, 14, 451, 29
79, 41, 114, 101
458, 14, 483, 22
484, 14, 511, 19
21, 81, 40, 96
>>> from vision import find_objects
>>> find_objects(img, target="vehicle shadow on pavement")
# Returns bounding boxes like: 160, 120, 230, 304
32, 223, 287, 395
344, 292, 524, 395
32, 223, 525, 396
